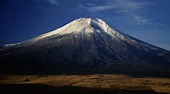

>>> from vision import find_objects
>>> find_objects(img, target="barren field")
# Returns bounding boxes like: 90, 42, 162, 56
0, 74, 170, 94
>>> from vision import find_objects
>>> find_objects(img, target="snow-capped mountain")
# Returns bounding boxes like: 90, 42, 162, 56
0, 18, 170, 76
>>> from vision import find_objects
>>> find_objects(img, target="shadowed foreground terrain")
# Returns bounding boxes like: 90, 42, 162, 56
0, 74, 170, 94
0, 84, 166, 94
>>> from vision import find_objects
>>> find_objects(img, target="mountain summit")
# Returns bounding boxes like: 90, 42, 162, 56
0, 18, 170, 76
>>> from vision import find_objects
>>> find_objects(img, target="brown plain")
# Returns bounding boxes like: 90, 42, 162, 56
0, 74, 170, 93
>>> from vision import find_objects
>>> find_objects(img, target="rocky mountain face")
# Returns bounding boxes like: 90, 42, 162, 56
0, 18, 170, 76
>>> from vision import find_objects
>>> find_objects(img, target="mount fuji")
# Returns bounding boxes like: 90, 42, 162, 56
0, 18, 170, 76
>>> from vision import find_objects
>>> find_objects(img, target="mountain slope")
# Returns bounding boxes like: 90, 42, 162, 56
0, 18, 170, 75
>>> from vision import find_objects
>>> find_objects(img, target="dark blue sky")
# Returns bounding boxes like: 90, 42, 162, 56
0, 0, 170, 50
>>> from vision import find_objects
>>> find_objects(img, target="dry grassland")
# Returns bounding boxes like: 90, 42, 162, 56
0, 74, 170, 93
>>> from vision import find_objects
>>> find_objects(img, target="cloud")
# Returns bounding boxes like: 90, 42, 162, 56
34, 0, 58, 5
121, 14, 152, 25
79, 0, 153, 13
78, 3, 113, 12
133, 16, 150, 25
110, 0, 153, 12
154, 23, 168, 27
47, 0, 58, 5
